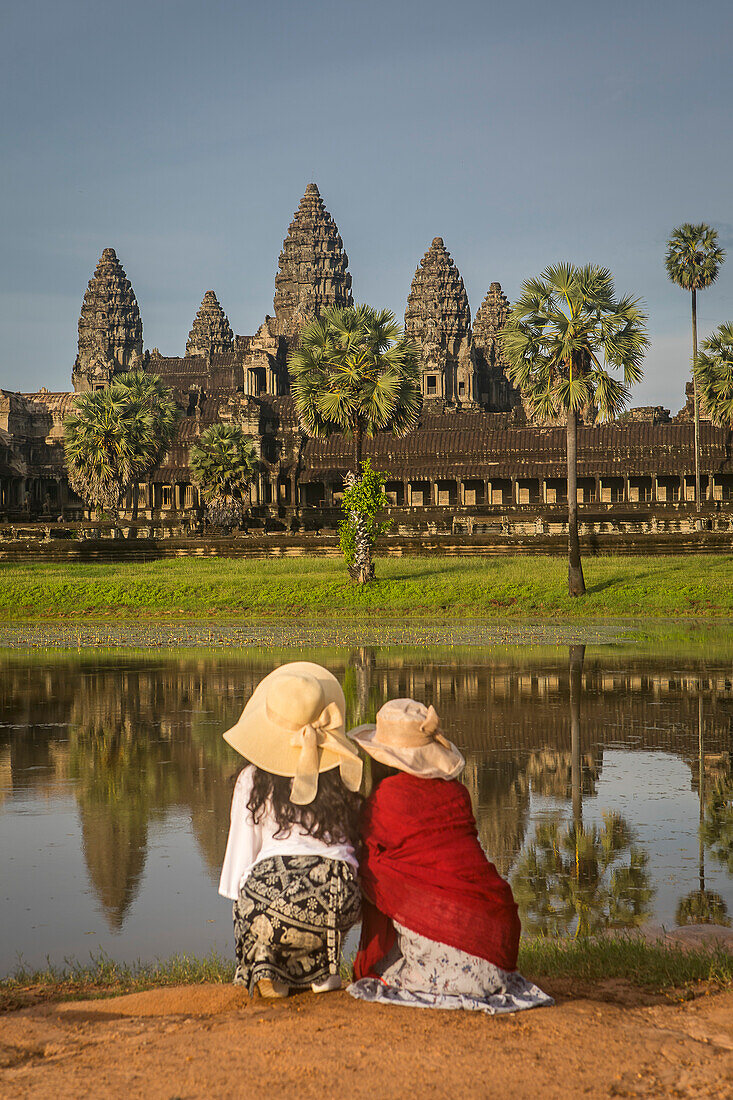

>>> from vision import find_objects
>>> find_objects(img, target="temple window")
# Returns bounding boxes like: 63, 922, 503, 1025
162, 485, 172, 508
436, 481, 457, 506
426, 376, 437, 396
409, 481, 430, 506
544, 479, 568, 505
490, 479, 512, 505
247, 367, 267, 396
600, 477, 624, 503
458, 381, 465, 397
628, 477, 652, 503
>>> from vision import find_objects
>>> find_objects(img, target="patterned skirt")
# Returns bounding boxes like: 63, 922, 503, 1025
348, 920, 554, 1015
233, 855, 361, 993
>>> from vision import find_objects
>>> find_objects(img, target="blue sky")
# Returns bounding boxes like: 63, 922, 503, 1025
2, 0, 733, 410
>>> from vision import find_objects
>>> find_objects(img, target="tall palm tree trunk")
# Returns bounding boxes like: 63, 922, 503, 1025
691, 289, 702, 511
348, 421, 371, 585
566, 409, 586, 597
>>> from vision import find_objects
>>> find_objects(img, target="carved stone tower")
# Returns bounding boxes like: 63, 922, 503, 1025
273, 183, 353, 343
471, 282, 519, 411
404, 238, 474, 406
72, 248, 144, 393
185, 291, 234, 357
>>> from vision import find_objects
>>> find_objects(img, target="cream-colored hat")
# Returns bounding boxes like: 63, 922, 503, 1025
348, 698, 464, 780
222, 662, 363, 805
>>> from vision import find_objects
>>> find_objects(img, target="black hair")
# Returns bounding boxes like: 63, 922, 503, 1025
245, 765, 363, 851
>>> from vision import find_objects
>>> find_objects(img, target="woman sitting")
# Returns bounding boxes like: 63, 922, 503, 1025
348, 698, 552, 1014
219, 661, 364, 997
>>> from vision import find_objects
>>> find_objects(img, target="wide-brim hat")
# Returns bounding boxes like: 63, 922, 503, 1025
348, 698, 464, 781
223, 661, 363, 805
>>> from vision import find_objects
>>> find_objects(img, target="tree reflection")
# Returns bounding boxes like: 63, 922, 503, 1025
512, 812, 653, 937
703, 777, 733, 876
677, 691, 731, 927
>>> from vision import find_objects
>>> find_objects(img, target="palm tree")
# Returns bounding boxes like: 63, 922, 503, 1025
694, 322, 733, 427
288, 304, 421, 472
665, 224, 725, 510
499, 264, 648, 597
189, 423, 258, 528
115, 368, 180, 517
64, 372, 179, 518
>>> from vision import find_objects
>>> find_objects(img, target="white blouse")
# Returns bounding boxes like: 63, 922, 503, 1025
218, 765, 359, 900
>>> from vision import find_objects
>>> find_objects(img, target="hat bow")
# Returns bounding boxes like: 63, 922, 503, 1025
283, 701, 362, 805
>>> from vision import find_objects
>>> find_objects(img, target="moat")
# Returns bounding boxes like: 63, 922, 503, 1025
1, 626, 732, 974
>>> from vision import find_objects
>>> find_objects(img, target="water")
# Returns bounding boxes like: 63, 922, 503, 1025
1, 638, 732, 973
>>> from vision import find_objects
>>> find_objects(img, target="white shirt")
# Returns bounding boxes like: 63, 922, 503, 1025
218, 765, 359, 900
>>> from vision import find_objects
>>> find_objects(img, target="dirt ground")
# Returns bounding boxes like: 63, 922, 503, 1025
1, 980, 732, 1099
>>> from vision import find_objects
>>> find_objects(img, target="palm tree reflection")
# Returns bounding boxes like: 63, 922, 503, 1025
512, 645, 653, 936
678, 689, 732, 927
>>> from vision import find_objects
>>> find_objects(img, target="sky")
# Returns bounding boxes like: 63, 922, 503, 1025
2, 0, 733, 411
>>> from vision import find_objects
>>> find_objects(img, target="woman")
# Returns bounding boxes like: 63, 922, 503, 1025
219, 661, 364, 997
348, 698, 552, 1014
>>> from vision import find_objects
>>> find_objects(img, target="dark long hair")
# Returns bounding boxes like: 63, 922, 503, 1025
245, 766, 363, 851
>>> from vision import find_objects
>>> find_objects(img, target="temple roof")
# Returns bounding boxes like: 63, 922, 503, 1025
185, 291, 234, 357
300, 418, 732, 480
273, 183, 353, 339
404, 237, 471, 346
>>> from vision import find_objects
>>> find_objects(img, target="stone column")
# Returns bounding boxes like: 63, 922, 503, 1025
402, 479, 408, 507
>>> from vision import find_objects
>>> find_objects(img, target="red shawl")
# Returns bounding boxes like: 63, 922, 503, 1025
353, 773, 520, 978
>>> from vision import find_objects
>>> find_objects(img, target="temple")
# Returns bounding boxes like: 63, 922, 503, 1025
1, 183, 732, 542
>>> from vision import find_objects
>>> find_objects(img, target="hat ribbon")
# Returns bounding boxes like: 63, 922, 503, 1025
288, 702, 363, 805
419, 704, 454, 750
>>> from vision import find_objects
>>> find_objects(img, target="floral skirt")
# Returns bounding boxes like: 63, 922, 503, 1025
348, 920, 553, 1015
233, 855, 361, 992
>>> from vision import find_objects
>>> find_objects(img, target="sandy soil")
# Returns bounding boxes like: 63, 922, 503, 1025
1, 980, 732, 1099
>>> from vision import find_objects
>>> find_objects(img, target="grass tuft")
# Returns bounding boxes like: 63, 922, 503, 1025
518, 935, 733, 989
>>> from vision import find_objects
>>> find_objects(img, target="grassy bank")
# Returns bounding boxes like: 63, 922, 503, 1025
0, 555, 732, 620
2, 939, 731, 1011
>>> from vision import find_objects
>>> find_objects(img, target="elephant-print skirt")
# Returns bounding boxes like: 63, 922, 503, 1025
232, 855, 361, 992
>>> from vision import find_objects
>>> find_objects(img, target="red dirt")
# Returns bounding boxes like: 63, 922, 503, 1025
1, 982, 732, 1099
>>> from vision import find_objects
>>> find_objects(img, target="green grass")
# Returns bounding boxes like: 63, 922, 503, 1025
0, 555, 731, 620
2, 938, 731, 1011
517, 935, 733, 990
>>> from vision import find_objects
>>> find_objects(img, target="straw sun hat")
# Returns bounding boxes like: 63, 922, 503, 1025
349, 698, 465, 780
222, 661, 363, 805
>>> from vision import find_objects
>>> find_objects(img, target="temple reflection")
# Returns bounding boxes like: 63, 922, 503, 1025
0, 648, 731, 932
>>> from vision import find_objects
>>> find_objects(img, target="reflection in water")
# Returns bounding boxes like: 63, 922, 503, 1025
1, 645, 732, 964
512, 646, 653, 937
512, 813, 653, 937
677, 694, 731, 927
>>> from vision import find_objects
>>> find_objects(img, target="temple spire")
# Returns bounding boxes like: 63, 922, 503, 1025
404, 238, 473, 405
273, 184, 353, 342
186, 291, 234, 357
72, 248, 143, 393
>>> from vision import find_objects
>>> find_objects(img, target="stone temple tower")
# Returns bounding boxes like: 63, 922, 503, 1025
72, 248, 144, 393
185, 291, 234, 358
404, 238, 474, 406
273, 183, 353, 343
471, 282, 520, 411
